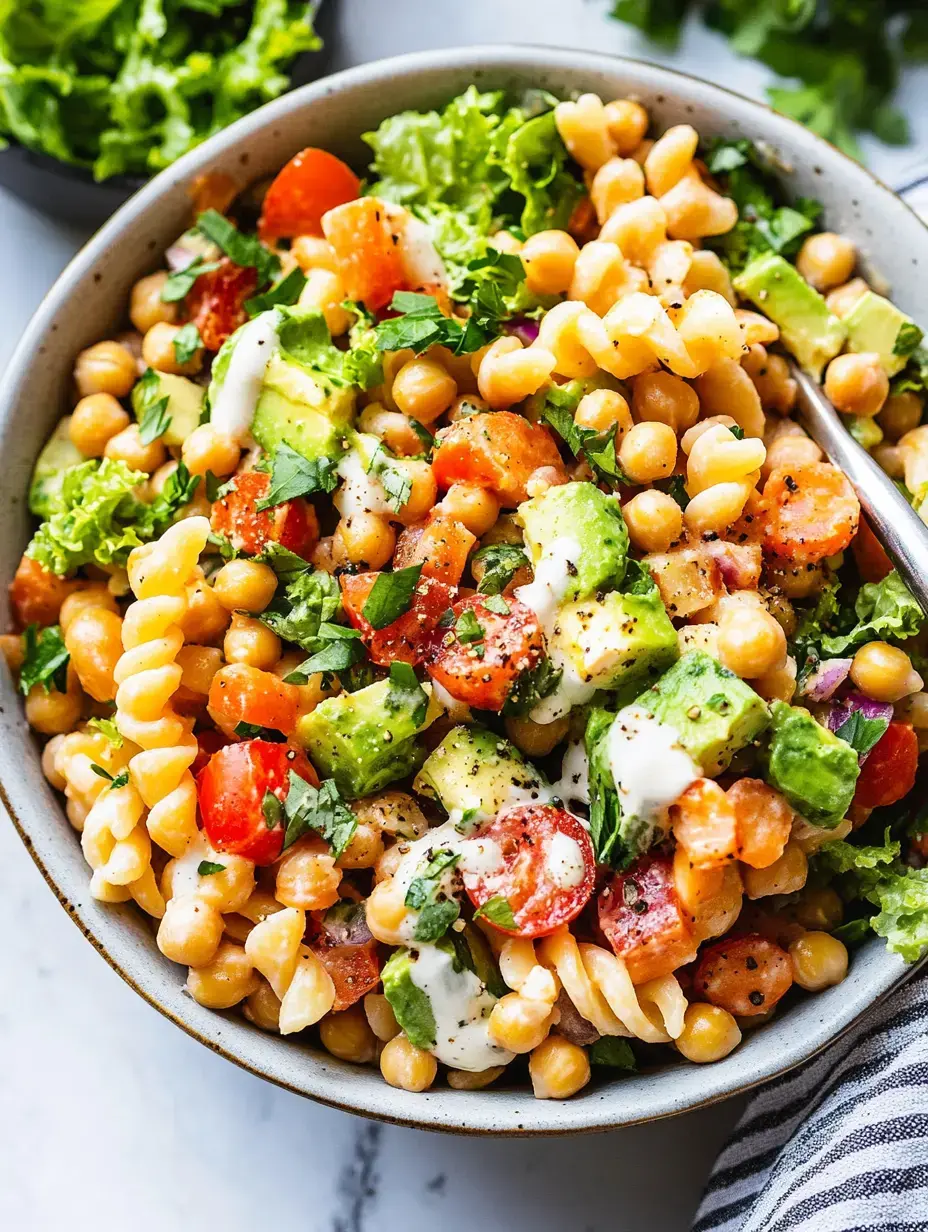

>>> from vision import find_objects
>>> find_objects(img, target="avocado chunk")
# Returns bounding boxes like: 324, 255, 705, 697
251, 352, 355, 461
414, 725, 548, 823
550, 586, 679, 701
381, 948, 437, 1049
733, 253, 846, 378
297, 677, 438, 798
762, 700, 859, 827
638, 650, 770, 776
843, 290, 921, 378
132, 369, 205, 447
29, 417, 83, 517
517, 481, 629, 601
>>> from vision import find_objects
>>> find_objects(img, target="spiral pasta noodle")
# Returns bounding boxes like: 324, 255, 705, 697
244, 907, 336, 1034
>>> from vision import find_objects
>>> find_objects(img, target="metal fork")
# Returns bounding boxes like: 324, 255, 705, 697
790, 361, 928, 611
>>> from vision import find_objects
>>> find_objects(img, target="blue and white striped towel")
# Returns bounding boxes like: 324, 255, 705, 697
693, 168, 928, 1232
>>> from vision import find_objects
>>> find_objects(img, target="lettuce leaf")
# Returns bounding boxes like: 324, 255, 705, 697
26, 457, 197, 575
0, 0, 320, 181
820, 571, 924, 656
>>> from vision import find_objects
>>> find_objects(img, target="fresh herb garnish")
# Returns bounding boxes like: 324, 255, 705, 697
542, 401, 630, 488
482, 594, 511, 616
455, 609, 485, 645
409, 418, 435, 455
172, 322, 202, 365
138, 396, 172, 445
361, 563, 423, 630
87, 717, 123, 748
281, 773, 357, 858
90, 764, 129, 791
255, 445, 339, 510
386, 662, 429, 727
259, 567, 342, 651
245, 267, 307, 316
834, 709, 890, 758
373, 291, 481, 356
234, 721, 287, 742
196, 209, 280, 287
197, 860, 226, 877
894, 321, 924, 359
161, 256, 221, 303
367, 444, 412, 513
262, 789, 284, 830
729, 424, 746, 440
406, 849, 462, 942
588, 1036, 637, 1070
473, 895, 517, 930
19, 624, 69, 696
473, 543, 529, 595
503, 657, 563, 716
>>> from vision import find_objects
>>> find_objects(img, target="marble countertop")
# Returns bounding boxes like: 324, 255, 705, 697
2, 4, 926, 1229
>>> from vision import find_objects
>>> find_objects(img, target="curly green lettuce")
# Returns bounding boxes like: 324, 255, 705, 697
0, 0, 320, 181
26, 457, 198, 575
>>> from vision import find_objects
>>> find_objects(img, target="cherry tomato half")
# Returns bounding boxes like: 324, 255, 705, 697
425, 594, 545, 711
187, 258, 258, 352
210, 470, 319, 558
258, 148, 361, 242
854, 720, 919, 810
598, 850, 697, 984
464, 804, 595, 938
340, 572, 455, 666
693, 933, 793, 1017
197, 739, 318, 866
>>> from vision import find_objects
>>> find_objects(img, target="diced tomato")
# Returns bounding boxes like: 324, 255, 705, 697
728, 778, 793, 869
192, 728, 232, 777
322, 197, 407, 312
208, 663, 299, 738
464, 804, 595, 938
432, 412, 568, 508
340, 571, 454, 666
197, 739, 318, 865
762, 462, 860, 564
393, 512, 476, 585
693, 933, 793, 1017
852, 514, 894, 584
210, 470, 319, 558
425, 594, 545, 711
598, 850, 697, 984
187, 257, 259, 352
9, 555, 78, 629
259, 148, 360, 242
854, 721, 919, 810
671, 779, 738, 868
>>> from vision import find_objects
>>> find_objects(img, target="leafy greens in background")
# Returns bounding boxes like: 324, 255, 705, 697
610, 1, 928, 161
0, 0, 320, 181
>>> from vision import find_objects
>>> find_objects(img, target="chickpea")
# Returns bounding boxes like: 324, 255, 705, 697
364, 992, 401, 1042
181, 423, 240, 477
180, 578, 232, 645
743, 842, 808, 899
447, 393, 490, 423
717, 600, 786, 680
850, 641, 923, 702
623, 489, 683, 553
603, 99, 649, 156
298, 268, 351, 336
766, 562, 826, 601
142, 322, 202, 375
320, 1006, 378, 1064
380, 1034, 438, 1092
157, 898, 223, 968
104, 423, 167, 474
488, 992, 553, 1054
529, 1036, 590, 1100
59, 584, 119, 634
505, 714, 570, 758
223, 613, 281, 670
25, 680, 81, 735
394, 459, 437, 526
130, 272, 177, 333
439, 482, 500, 537
358, 404, 423, 457
64, 607, 123, 703
794, 887, 844, 932
212, 559, 278, 613
391, 358, 457, 424
574, 388, 633, 437
69, 395, 130, 458
176, 644, 222, 695
336, 514, 396, 570
675, 1003, 742, 1063
741, 346, 798, 416
879, 391, 923, 441
447, 1066, 506, 1091
824, 352, 889, 419
275, 836, 341, 911
631, 370, 699, 433
244, 980, 282, 1032
797, 232, 856, 292
0, 632, 23, 674
186, 941, 259, 1009
74, 340, 138, 399
825, 277, 869, 319
789, 932, 849, 992
618, 421, 677, 484
520, 230, 579, 296
336, 822, 384, 870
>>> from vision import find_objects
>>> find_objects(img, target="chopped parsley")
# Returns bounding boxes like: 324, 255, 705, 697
503, 657, 563, 716
368, 444, 412, 513
281, 773, 357, 859
197, 860, 226, 877
473, 543, 529, 595
361, 563, 423, 630
138, 396, 172, 446
386, 661, 429, 727
172, 322, 202, 365
160, 256, 221, 303
473, 895, 517, 930
255, 444, 339, 510
454, 609, 485, 645
245, 267, 307, 316
234, 721, 287, 742
406, 849, 462, 942
195, 209, 280, 287
19, 624, 69, 696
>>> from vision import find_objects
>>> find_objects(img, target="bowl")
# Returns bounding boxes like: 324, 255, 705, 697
1, 45, 922, 1135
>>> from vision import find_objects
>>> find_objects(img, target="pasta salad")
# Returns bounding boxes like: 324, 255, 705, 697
9, 85, 928, 1102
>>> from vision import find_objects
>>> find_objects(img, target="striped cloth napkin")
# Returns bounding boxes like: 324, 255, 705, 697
692, 170, 928, 1232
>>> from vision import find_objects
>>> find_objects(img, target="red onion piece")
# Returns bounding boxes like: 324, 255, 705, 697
799, 657, 853, 702
505, 317, 540, 347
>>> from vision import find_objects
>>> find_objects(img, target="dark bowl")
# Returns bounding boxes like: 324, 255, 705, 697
0, 0, 334, 230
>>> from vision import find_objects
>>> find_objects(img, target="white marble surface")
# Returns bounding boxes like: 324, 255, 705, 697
2, 4, 926, 1229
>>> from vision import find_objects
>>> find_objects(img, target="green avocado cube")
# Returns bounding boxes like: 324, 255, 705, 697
733, 253, 846, 378
251, 353, 356, 461
843, 291, 920, 378
381, 949, 437, 1049
414, 725, 548, 822
297, 678, 436, 798
517, 481, 629, 601
763, 701, 860, 827
132, 370, 205, 447
639, 650, 770, 776
552, 587, 679, 698
29, 417, 83, 518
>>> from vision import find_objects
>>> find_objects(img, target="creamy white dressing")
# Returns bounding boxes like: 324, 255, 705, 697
431, 679, 472, 724
407, 943, 515, 1071
551, 740, 591, 811
382, 202, 449, 289
390, 820, 507, 929
544, 830, 586, 890
209, 313, 279, 442
605, 705, 699, 832
335, 444, 392, 520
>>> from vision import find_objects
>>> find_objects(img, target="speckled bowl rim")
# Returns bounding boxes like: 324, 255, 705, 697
2, 44, 925, 1135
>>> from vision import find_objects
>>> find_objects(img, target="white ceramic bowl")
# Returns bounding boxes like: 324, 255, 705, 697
2, 46, 923, 1134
